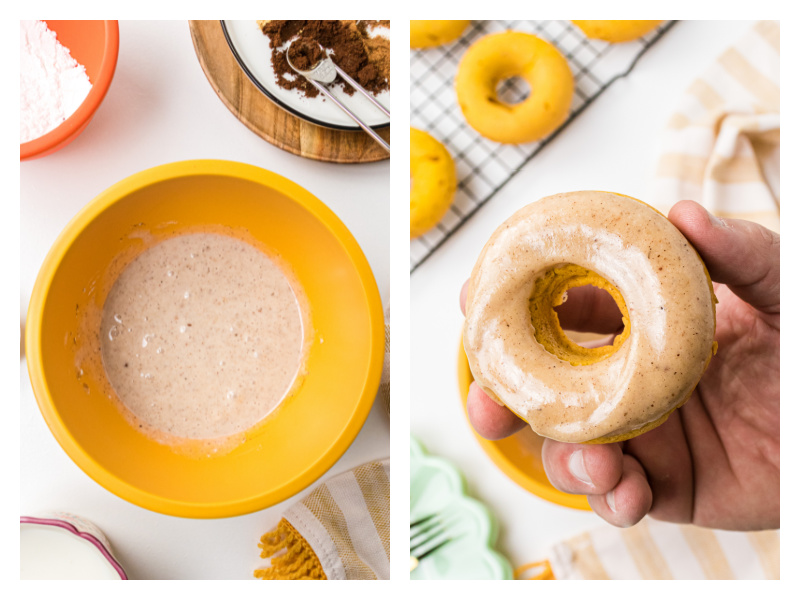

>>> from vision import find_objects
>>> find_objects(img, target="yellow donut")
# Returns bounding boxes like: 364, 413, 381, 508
455, 32, 574, 145
572, 20, 663, 43
410, 128, 457, 239
411, 20, 471, 48
463, 191, 718, 444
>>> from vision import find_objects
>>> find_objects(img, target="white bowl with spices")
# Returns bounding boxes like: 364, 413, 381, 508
222, 20, 390, 130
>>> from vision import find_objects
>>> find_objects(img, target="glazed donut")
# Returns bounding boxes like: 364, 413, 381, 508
411, 20, 471, 49
410, 127, 458, 238
455, 32, 573, 145
463, 191, 717, 444
572, 20, 663, 43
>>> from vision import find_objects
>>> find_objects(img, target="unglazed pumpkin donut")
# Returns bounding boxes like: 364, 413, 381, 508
410, 127, 457, 238
410, 20, 471, 49
455, 32, 573, 145
463, 191, 717, 444
572, 20, 663, 43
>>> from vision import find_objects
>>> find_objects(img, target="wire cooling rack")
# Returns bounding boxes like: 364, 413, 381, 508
410, 20, 676, 272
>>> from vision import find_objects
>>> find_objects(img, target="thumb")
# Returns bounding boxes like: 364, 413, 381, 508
668, 200, 779, 315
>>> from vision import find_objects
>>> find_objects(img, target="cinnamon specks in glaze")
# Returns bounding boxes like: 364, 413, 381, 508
100, 233, 310, 440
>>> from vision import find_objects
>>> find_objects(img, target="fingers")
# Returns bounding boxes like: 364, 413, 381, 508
589, 455, 653, 528
543, 439, 652, 527
668, 200, 779, 315
466, 381, 527, 440
461, 278, 624, 333
625, 410, 694, 524
542, 439, 624, 494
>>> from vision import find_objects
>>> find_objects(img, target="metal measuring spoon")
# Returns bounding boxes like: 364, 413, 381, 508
285, 40, 390, 153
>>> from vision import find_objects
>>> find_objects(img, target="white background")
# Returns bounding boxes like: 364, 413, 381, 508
12, 15, 798, 586
19, 20, 389, 580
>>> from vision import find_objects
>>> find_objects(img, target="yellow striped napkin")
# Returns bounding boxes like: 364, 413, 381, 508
652, 20, 779, 233
539, 518, 779, 580
254, 460, 390, 580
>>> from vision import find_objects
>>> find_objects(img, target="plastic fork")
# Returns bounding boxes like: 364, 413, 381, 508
410, 513, 452, 572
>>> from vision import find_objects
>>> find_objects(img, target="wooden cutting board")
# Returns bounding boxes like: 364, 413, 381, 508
188, 20, 390, 164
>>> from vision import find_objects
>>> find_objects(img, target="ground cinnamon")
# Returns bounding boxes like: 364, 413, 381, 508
286, 38, 323, 71
258, 20, 390, 99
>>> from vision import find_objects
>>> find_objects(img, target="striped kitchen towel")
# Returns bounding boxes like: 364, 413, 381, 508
651, 20, 779, 233
515, 518, 779, 580
542, 518, 779, 580
254, 459, 390, 580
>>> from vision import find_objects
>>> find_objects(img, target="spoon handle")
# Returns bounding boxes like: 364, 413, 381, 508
308, 80, 390, 153
330, 63, 390, 118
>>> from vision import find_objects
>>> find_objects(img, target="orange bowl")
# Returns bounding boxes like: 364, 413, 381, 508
26, 160, 385, 517
20, 20, 119, 160
457, 343, 591, 511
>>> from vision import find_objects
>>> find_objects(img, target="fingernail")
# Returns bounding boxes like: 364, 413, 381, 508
606, 490, 617, 513
708, 212, 727, 228
568, 449, 593, 486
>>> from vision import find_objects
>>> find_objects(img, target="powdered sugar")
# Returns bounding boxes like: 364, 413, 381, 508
20, 20, 93, 144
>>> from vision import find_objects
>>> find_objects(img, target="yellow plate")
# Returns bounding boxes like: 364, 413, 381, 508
26, 160, 385, 518
457, 343, 591, 511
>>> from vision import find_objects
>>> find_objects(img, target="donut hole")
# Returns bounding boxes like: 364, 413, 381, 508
495, 76, 531, 105
555, 285, 624, 348
530, 265, 630, 366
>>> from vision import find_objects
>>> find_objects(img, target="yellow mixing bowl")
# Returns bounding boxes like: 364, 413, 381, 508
457, 344, 590, 511
26, 160, 385, 518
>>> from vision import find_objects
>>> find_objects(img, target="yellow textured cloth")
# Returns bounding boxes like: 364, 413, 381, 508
254, 459, 390, 580
543, 518, 779, 580
652, 20, 779, 233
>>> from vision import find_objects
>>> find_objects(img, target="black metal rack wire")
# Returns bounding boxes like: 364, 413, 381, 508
410, 20, 676, 272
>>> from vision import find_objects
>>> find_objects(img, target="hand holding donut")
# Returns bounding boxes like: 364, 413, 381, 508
461, 200, 779, 530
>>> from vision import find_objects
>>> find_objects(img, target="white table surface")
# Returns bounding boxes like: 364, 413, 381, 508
20, 20, 388, 580
410, 20, 757, 573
